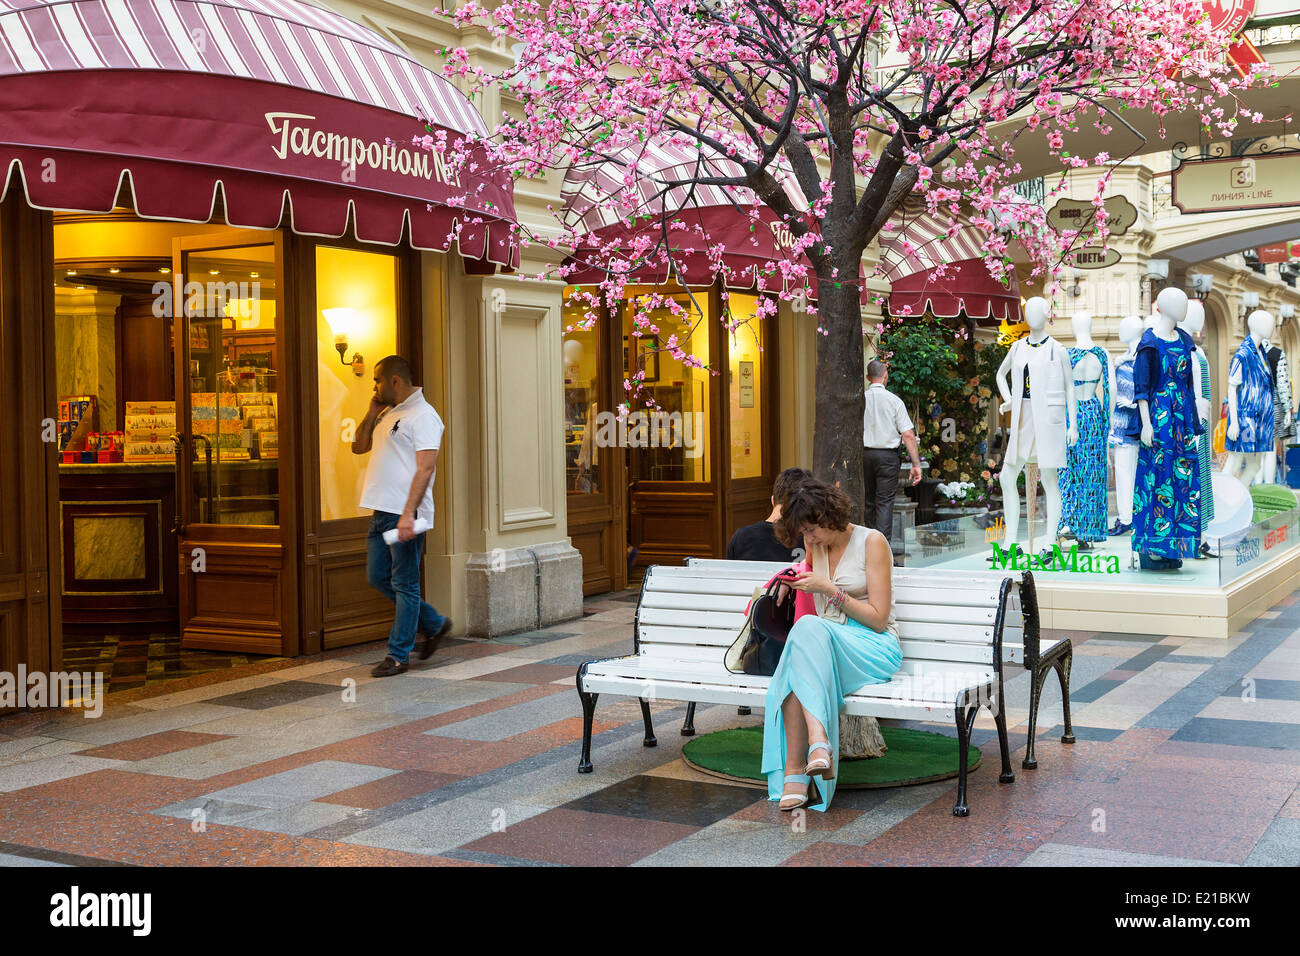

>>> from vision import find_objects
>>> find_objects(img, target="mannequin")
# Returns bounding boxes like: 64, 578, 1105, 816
1224, 309, 1275, 487
1133, 288, 1206, 570
1108, 315, 1145, 534
1058, 311, 1114, 547
1262, 334, 1292, 484
1178, 300, 1216, 539
996, 296, 1078, 551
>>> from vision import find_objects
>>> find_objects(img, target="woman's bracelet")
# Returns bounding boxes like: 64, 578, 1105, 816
829, 587, 848, 611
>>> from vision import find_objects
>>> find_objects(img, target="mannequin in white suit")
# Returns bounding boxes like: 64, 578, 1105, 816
996, 297, 1078, 548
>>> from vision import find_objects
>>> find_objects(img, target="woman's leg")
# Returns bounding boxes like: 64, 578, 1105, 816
802, 707, 828, 750
781, 693, 809, 776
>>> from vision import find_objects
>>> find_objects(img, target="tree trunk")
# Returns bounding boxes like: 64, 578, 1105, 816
840, 715, 887, 758
812, 277, 868, 523
814, 260, 883, 759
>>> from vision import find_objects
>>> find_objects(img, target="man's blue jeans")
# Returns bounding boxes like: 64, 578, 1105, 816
366, 511, 446, 663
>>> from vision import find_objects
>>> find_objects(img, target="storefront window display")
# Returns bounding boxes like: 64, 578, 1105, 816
316, 246, 399, 521
625, 292, 711, 484
726, 293, 764, 481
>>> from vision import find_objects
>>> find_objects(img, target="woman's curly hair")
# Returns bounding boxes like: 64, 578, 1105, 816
775, 477, 853, 548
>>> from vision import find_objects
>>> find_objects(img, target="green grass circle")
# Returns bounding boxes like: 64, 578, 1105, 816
682, 725, 980, 789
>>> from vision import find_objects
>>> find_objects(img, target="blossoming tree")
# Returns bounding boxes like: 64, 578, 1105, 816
442, 0, 1259, 510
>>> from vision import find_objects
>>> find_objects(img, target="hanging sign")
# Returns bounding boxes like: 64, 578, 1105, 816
1067, 248, 1123, 269
1046, 196, 1139, 236
1172, 153, 1300, 212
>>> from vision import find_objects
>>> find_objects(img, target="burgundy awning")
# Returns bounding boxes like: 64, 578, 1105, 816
888, 257, 1021, 323
562, 137, 866, 301
0, 0, 517, 266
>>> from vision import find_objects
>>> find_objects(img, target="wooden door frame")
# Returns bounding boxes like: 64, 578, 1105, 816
291, 235, 421, 654
1, 197, 57, 684
565, 297, 625, 593
172, 228, 299, 655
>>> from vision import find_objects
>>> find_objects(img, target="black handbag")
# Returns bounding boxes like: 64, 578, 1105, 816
724, 578, 796, 677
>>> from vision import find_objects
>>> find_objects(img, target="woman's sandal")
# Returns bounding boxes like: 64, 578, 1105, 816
778, 774, 811, 811
805, 740, 834, 779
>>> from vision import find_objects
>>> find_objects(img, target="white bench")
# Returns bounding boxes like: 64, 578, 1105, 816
576, 560, 1075, 816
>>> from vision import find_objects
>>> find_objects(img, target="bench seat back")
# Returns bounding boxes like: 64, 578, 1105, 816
636, 560, 1024, 678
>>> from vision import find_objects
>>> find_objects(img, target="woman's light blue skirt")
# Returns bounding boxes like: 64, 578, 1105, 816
761, 614, 902, 812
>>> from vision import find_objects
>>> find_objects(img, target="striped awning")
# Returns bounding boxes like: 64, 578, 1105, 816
0, 0, 516, 264
879, 200, 1018, 322
561, 136, 873, 297
877, 199, 993, 282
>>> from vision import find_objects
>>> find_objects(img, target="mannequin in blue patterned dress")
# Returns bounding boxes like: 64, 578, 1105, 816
1059, 313, 1113, 545
1224, 310, 1276, 488
1133, 290, 1206, 571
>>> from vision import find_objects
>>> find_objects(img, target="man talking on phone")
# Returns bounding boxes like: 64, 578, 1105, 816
352, 355, 451, 677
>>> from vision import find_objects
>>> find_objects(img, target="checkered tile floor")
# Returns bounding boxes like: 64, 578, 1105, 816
2, 594, 1298, 866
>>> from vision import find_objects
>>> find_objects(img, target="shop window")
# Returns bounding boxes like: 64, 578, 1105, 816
563, 292, 601, 496
626, 292, 711, 484
316, 246, 399, 521
726, 293, 763, 480
184, 244, 280, 526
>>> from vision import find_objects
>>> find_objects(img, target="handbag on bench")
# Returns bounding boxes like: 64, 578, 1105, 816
724, 562, 811, 676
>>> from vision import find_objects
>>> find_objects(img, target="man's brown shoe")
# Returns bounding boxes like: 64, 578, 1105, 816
371, 656, 408, 677
419, 618, 453, 660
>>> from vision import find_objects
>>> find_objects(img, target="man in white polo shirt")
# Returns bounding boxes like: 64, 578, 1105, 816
863, 359, 923, 546
352, 355, 451, 677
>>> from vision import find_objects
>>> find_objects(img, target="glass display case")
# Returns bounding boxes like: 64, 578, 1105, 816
902, 499, 1300, 588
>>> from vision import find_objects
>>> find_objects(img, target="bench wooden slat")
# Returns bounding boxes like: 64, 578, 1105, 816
636, 619, 1019, 649
586, 655, 996, 691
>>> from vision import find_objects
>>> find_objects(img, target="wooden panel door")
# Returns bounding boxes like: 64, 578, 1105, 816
296, 241, 418, 651
626, 288, 726, 569
0, 198, 57, 708
172, 231, 298, 655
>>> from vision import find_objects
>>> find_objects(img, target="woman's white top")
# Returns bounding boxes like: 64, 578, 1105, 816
809, 524, 898, 636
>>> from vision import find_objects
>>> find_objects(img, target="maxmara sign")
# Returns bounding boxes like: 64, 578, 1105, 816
264, 112, 462, 188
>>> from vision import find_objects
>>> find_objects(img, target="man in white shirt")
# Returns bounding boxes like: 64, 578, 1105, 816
352, 355, 451, 676
862, 359, 923, 544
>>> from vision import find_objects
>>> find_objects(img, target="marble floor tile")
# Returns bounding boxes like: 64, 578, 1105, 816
203, 760, 397, 810
0, 754, 126, 793
1018, 842, 1235, 867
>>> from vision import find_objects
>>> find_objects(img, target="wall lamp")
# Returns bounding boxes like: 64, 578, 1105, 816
323, 308, 366, 377
1279, 303, 1295, 324
1066, 268, 1084, 297
1187, 273, 1214, 299
1146, 258, 1170, 281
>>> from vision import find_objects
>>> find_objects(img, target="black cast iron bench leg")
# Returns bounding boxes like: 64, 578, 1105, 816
1022, 662, 1051, 769
992, 688, 1015, 785
578, 689, 598, 773
681, 702, 696, 736
952, 697, 980, 817
640, 698, 657, 747
1055, 649, 1076, 744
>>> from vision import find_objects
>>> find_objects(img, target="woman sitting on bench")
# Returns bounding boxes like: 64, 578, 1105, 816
765, 478, 902, 812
